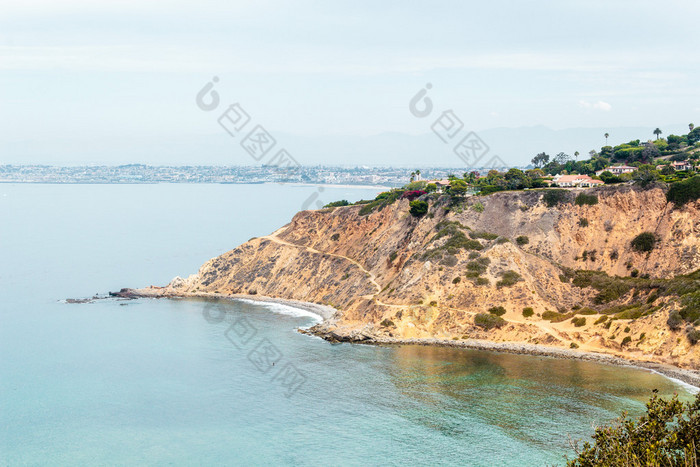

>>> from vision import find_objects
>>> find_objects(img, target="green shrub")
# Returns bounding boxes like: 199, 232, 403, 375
429, 301, 437, 307
522, 307, 535, 318
575, 193, 599, 206
567, 392, 700, 466
667, 310, 683, 330
624, 326, 631, 333
516, 235, 529, 246
542, 310, 574, 322
572, 317, 587, 327
594, 316, 608, 325
324, 200, 350, 208
621, 336, 632, 346
389, 251, 398, 262
631, 232, 657, 252
687, 328, 700, 345
667, 175, 700, 206
330, 233, 340, 241
570, 342, 579, 349
380, 319, 395, 327
488, 306, 507, 316
472, 202, 484, 213
496, 270, 522, 288
470, 231, 499, 240
409, 200, 429, 217
452, 277, 461, 284
474, 312, 506, 330
579, 218, 589, 227
475, 277, 490, 286
543, 189, 570, 207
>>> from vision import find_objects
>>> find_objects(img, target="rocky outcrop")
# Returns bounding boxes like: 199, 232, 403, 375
146, 185, 700, 369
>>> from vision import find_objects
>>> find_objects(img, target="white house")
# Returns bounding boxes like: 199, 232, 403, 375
595, 165, 637, 177
552, 174, 605, 187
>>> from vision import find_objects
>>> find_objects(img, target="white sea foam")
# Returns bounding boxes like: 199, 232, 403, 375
648, 369, 700, 394
235, 298, 322, 323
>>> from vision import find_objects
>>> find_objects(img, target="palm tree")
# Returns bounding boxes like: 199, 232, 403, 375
653, 128, 662, 140
410, 171, 416, 182
415, 169, 421, 180
574, 151, 579, 160
604, 133, 609, 145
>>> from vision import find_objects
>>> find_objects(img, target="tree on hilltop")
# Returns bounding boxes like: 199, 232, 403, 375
654, 128, 663, 140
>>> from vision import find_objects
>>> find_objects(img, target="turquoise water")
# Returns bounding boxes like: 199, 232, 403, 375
0, 183, 693, 466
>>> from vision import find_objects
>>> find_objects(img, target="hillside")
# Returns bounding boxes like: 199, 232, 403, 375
126, 185, 700, 370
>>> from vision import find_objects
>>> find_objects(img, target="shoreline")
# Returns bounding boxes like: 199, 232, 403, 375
107, 288, 700, 390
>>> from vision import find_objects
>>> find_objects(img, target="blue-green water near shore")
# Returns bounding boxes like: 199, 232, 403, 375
0, 183, 694, 466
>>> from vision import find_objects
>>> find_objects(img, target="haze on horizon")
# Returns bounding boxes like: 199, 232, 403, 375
0, 0, 698, 167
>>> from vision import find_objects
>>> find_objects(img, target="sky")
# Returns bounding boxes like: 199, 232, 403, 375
0, 0, 698, 166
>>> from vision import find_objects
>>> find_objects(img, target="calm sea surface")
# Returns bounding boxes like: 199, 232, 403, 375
0, 183, 693, 466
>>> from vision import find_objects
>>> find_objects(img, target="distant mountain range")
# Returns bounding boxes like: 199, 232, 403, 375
2, 124, 691, 167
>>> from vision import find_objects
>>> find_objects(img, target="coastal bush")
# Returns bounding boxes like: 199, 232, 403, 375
610, 250, 619, 260
522, 307, 534, 318
568, 392, 700, 466
495, 237, 510, 244
594, 316, 608, 325
667, 175, 700, 206
324, 200, 350, 208
475, 277, 490, 286
577, 307, 597, 315
452, 277, 461, 284
380, 319, 395, 327
542, 310, 574, 322
624, 326, 631, 333
468, 251, 480, 259
621, 336, 632, 346
579, 218, 589, 227
631, 232, 657, 252
571, 317, 586, 327
667, 310, 683, 330
470, 231, 499, 240
575, 193, 599, 206
466, 257, 490, 275
389, 251, 398, 262
570, 342, 579, 349
496, 270, 522, 288
687, 328, 700, 345
488, 306, 507, 316
409, 200, 429, 217
330, 233, 340, 241
429, 301, 437, 307
474, 313, 506, 330
516, 235, 529, 246
543, 189, 570, 207
471, 202, 485, 213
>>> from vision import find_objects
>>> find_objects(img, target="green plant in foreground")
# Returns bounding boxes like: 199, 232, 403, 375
568, 391, 700, 466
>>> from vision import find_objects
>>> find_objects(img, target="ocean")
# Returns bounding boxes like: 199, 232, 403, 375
0, 183, 693, 466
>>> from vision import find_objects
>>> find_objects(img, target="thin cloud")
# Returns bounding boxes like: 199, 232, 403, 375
579, 100, 612, 111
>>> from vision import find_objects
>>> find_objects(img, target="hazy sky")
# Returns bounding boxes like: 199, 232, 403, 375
1, 0, 698, 165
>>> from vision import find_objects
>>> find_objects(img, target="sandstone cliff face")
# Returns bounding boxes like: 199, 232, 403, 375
167, 186, 700, 368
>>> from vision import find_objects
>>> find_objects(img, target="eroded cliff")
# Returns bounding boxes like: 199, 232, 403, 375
144, 185, 700, 369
